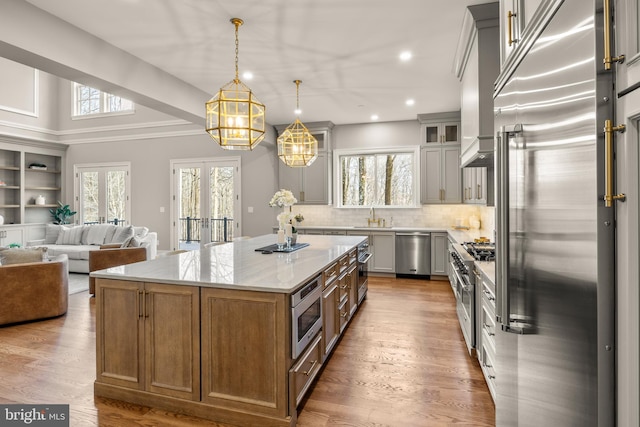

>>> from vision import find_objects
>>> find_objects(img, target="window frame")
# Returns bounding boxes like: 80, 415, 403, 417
73, 162, 132, 225
71, 82, 135, 119
333, 146, 421, 209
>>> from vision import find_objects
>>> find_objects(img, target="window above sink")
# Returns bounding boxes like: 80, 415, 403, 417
334, 147, 420, 208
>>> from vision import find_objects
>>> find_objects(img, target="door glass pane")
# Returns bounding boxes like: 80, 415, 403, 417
107, 171, 127, 224
425, 125, 439, 143
444, 124, 458, 142
209, 166, 234, 242
81, 171, 99, 223
178, 168, 201, 248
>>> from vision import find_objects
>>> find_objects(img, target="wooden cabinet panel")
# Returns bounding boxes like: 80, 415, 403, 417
348, 265, 358, 317
200, 288, 288, 419
290, 333, 322, 407
96, 279, 144, 390
96, 279, 200, 400
144, 282, 200, 400
322, 282, 339, 358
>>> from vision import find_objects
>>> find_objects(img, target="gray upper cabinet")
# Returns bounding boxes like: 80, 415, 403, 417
499, 0, 544, 70
275, 121, 334, 205
421, 146, 461, 204
463, 167, 491, 205
418, 112, 460, 146
499, 0, 524, 68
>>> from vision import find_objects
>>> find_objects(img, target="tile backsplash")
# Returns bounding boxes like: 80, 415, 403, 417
291, 204, 495, 233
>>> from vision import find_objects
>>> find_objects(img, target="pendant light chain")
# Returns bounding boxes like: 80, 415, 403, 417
234, 19, 240, 82
296, 79, 301, 111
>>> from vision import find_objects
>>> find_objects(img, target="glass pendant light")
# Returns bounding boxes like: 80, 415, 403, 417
277, 80, 318, 167
205, 18, 265, 150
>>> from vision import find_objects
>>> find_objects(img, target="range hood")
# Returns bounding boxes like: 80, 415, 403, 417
461, 135, 494, 168
454, 3, 499, 170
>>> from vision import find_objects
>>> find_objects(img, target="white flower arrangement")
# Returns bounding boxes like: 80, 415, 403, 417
269, 189, 297, 208
277, 211, 295, 229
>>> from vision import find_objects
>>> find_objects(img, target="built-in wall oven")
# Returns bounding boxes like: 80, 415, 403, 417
449, 242, 476, 356
291, 274, 323, 359
357, 240, 372, 304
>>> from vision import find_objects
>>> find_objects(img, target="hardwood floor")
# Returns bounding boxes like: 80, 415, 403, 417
0, 276, 494, 427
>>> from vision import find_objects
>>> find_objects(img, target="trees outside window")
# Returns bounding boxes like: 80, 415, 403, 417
73, 83, 134, 117
338, 149, 416, 207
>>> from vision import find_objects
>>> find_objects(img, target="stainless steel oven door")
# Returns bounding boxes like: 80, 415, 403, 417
291, 277, 323, 359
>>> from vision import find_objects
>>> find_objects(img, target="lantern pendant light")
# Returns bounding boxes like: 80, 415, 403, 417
205, 18, 266, 150
277, 80, 318, 167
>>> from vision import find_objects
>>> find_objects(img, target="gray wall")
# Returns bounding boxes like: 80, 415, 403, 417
65, 133, 279, 250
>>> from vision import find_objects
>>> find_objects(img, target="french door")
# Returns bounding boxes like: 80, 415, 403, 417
171, 157, 241, 250
74, 163, 131, 225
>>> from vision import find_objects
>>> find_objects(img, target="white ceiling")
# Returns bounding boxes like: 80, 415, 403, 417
23, 0, 492, 126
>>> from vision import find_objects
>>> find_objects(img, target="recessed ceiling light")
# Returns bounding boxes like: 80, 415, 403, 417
243, 71, 253, 80
399, 51, 412, 61
371, 114, 379, 121
406, 99, 415, 106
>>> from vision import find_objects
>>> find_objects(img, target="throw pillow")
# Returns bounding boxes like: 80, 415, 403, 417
120, 236, 134, 248
55, 225, 85, 245
0, 247, 47, 265
133, 226, 149, 238
128, 236, 142, 248
44, 224, 63, 244
83, 224, 113, 245
103, 225, 118, 244
110, 225, 135, 244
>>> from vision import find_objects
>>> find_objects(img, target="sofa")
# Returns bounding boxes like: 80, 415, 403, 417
27, 223, 157, 273
0, 251, 69, 326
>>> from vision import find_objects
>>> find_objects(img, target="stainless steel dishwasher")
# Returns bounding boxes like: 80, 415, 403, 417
395, 232, 431, 276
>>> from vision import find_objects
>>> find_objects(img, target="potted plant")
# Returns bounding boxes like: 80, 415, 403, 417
49, 201, 77, 225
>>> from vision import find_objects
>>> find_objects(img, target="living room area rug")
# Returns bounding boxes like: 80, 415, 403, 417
68, 273, 89, 295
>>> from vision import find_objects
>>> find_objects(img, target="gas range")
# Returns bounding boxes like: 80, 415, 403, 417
462, 241, 496, 261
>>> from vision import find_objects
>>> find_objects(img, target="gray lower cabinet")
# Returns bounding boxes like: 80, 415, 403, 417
346, 230, 395, 274
421, 146, 461, 204
475, 266, 496, 401
370, 232, 395, 273
430, 232, 448, 276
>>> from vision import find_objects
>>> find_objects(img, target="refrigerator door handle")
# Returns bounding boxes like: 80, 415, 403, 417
497, 125, 538, 336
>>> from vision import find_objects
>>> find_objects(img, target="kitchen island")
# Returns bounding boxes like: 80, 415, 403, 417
92, 234, 365, 427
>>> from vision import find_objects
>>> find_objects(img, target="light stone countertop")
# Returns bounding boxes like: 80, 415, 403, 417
474, 261, 496, 285
91, 234, 365, 294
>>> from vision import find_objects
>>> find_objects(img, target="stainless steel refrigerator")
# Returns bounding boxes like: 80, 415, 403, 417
494, 0, 616, 425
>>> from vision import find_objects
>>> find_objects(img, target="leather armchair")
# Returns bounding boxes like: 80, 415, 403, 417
89, 246, 147, 295
0, 255, 69, 326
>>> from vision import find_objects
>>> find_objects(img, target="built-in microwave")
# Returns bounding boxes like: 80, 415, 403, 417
291, 275, 323, 359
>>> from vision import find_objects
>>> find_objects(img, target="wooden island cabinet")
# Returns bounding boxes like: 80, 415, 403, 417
93, 234, 366, 427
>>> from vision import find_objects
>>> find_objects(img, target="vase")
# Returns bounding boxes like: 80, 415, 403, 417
291, 233, 298, 245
